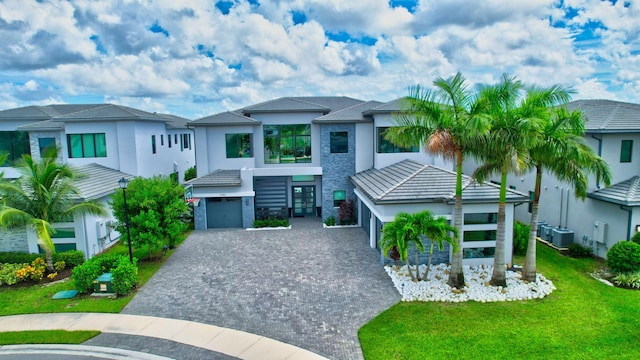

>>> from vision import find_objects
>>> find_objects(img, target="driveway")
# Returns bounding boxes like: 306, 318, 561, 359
120, 218, 400, 360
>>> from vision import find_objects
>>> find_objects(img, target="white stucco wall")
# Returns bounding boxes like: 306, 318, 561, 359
355, 122, 374, 172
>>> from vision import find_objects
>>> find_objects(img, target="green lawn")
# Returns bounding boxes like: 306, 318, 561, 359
0, 330, 100, 345
359, 244, 640, 360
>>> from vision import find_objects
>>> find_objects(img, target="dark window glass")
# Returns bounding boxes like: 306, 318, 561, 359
51, 227, 76, 239
152, 135, 156, 154
38, 137, 56, 158
376, 127, 418, 153
464, 213, 498, 225
621, 140, 633, 163
333, 190, 346, 207
0, 131, 30, 165
168, 134, 172, 148
263, 124, 311, 164
463, 247, 496, 259
67, 133, 107, 158
225, 133, 253, 158
464, 230, 497, 242
330, 132, 348, 153
160, 134, 164, 146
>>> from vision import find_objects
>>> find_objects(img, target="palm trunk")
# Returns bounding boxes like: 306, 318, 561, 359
415, 248, 420, 280
448, 153, 465, 288
423, 242, 434, 281
490, 170, 508, 287
523, 166, 542, 281
44, 248, 54, 272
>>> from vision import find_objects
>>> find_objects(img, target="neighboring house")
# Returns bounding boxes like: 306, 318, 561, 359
464, 99, 640, 258
189, 96, 526, 265
0, 104, 195, 258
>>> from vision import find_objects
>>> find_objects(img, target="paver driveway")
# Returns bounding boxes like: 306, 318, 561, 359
122, 218, 400, 360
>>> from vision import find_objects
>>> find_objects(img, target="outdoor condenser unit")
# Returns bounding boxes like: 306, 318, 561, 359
536, 221, 547, 237
540, 224, 554, 241
551, 228, 574, 247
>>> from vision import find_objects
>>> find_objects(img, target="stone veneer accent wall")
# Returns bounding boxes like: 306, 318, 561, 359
380, 242, 451, 266
242, 196, 255, 228
194, 200, 206, 230
0, 228, 29, 253
28, 131, 64, 162
320, 124, 356, 221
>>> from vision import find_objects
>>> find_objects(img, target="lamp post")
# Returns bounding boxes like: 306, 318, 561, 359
118, 177, 133, 263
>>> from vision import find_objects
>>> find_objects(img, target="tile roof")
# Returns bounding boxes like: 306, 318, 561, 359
17, 120, 65, 131
587, 176, 640, 206
567, 99, 640, 133
72, 163, 134, 201
51, 104, 188, 123
190, 111, 260, 126
240, 96, 364, 114
186, 169, 242, 187
350, 159, 528, 204
313, 101, 383, 123
0, 104, 105, 121
363, 98, 407, 114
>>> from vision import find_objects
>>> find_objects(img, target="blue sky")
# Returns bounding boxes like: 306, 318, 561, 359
0, 0, 638, 119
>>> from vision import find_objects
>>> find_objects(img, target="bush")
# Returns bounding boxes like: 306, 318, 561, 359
54, 261, 66, 272
72, 260, 103, 293
513, 221, 529, 256
338, 199, 356, 225
324, 216, 336, 226
631, 232, 640, 245
607, 241, 640, 273
567, 243, 593, 258
613, 271, 640, 289
52, 250, 85, 267
111, 257, 138, 295
0, 263, 22, 286
0, 252, 40, 265
184, 166, 197, 182
16, 258, 46, 282
253, 218, 289, 228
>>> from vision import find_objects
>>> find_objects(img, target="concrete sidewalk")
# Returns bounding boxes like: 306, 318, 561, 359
0, 313, 328, 360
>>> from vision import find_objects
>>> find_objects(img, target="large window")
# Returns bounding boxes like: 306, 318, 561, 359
226, 133, 252, 158
330, 131, 348, 153
264, 124, 311, 164
38, 137, 56, 158
0, 131, 30, 165
464, 213, 498, 225
67, 133, 107, 158
376, 127, 418, 153
464, 230, 497, 242
621, 140, 633, 163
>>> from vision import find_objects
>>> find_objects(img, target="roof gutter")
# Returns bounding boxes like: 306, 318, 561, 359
590, 134, 603, 189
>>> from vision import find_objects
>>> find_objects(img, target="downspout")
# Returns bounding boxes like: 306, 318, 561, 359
591, 134, 603, 188
558, 187, 564, 228
620, 205, 632, 241
565, 188, 570, 229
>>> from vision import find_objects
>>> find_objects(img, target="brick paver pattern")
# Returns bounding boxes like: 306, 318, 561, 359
120, 218, 400, 360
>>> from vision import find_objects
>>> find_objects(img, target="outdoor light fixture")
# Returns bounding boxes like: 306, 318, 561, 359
636, 225, 640, 233
118, 177, 133, 263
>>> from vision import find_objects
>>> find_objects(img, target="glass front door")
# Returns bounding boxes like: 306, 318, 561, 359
292, 185, 315, 217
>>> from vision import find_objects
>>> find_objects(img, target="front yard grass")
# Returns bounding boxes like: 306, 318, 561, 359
0, 330, 100, 345
359, 243, 640, 360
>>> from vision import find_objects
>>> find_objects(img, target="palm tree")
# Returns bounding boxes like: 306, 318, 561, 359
0, 155, 106, 271
413, 211, 458, 280
380, 212, 425, 280
474, 74, 541, 287
522, 104, 611, 281
385, 72, 490, 288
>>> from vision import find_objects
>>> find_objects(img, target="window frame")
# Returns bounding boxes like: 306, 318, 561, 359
225, 133, 253, 158
67, 133, 107, 158
333, 190, 346, 207
151, 135, 156, 154
621, 139, 633, 163
376, 127, 419, 153
263, 124, 312, 164
0, 131, 30, 165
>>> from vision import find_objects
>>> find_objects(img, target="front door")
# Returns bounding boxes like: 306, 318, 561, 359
292, 186, 315, 217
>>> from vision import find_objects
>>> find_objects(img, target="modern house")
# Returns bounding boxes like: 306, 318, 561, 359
0, 104, 195, 258
465, 99, 640, 258
188, 96, 527, 266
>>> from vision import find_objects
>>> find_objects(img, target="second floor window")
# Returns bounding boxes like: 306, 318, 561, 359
0, 131, 30, 165
264, 124, 311, 164
376, 127, 419, 153
621, 139, 633, 163
67, 133, 107, 158
226, 133, 252, 158
330, 131, 348, 153
151, 135, 156, 154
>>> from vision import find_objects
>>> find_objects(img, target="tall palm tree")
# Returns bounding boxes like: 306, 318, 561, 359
0, 155, 106, 271
522, 104, 611, 281
380, 212, 425, 280
474, 74, 541, 287
385, 72, 490, 288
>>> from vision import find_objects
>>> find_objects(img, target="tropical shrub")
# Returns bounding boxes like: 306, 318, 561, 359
324, 216, 336, 226
338, 199, 356, 225
52, 250, 85, 267
0, 250, 84, 268
613, 271, 640, 289
253, 218, 289, 228
0, 263, 22, 286
567, 243, 593, 258
513, 221, 529, 256
184, 166, 197, 182
72, 260, 102, 293
0, 252, 40, 264
607, 241, 640, 273
111, 256, 138, 295
54, 261, 66, 272
16, 258, 46, 282
631, 232, 640, 245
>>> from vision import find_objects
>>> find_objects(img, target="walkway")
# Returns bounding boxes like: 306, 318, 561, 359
0, 313, 326, 360
119, 217, 400, 359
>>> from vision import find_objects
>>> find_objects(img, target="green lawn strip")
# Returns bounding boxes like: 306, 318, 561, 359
0, 231, 190, 317
0, 330, 100, 345
359, 244, 640, 360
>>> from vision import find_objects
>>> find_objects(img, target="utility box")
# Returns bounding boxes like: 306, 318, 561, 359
93, 272, 114, 293
540, 224, 554, 241
551, 228, 574, 247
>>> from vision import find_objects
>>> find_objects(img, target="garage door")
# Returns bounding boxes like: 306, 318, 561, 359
206, 198, 243, 228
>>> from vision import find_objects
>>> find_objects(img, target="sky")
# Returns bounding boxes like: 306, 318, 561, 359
0, 0, 638, 119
